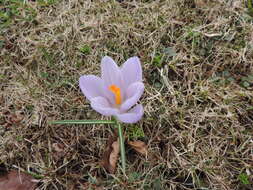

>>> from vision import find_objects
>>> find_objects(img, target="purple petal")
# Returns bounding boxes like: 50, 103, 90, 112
79, 75, 106, 101
121, 57, 142, 88
120, 82, 144, 112
101, 56, 123, 88
116, 104, 143, 123
91, 97, 119, 116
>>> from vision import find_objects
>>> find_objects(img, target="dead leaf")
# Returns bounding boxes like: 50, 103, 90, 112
1, 110, 24, 128
0, 170, 37, 190
7, 112, 24, 124
52, 143, 64, 152
81, 182, 104, 190
100, 132, 119, 174
194, 0, 207, 7
52, 143, 66, 161
128, 140, 148, 156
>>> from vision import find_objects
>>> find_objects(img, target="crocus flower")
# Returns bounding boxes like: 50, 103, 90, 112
79, 56, 144, 123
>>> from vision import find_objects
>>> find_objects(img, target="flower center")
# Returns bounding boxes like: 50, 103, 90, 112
109, 85, 122, 105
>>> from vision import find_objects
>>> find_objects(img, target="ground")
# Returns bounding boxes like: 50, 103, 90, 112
0, 0, 253, 189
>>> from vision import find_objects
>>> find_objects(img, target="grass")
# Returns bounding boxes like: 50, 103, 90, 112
1, 0, 253, 189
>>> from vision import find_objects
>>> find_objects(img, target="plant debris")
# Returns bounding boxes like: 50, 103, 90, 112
100, 132, 120, 174
128, 140, 148, 156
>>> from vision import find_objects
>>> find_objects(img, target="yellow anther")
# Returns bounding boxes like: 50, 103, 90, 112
109, 85, 122, 105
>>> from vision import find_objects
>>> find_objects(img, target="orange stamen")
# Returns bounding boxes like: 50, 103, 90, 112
109, 85, 122, 105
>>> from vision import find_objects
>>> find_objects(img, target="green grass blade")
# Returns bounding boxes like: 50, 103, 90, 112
49, 120, 115, 125
248, 0, 253, 16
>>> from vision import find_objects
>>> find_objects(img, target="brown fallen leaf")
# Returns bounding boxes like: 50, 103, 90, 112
194, 0, 207, 7
100, 132, 119, 174
1, 110, 24, 128
128, 140, 148, 156
81, 182, 104, 190
9, 113, 24, 124
0, 170, 37, 190
52, 142, 66, 161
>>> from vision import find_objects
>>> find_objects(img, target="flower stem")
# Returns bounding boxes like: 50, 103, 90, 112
49, 120, 115, 125
115, 120, 126, 174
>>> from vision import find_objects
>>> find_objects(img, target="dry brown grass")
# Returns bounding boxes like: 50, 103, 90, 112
1, 0, 253, 189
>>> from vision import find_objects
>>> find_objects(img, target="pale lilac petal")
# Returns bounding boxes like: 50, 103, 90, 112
91, 97, 119, 116
121, 57, 142, 88
79, 75, 105, 101
101, 56, 123, 88
116, 104, 143, 123
120, 82, 144, 112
